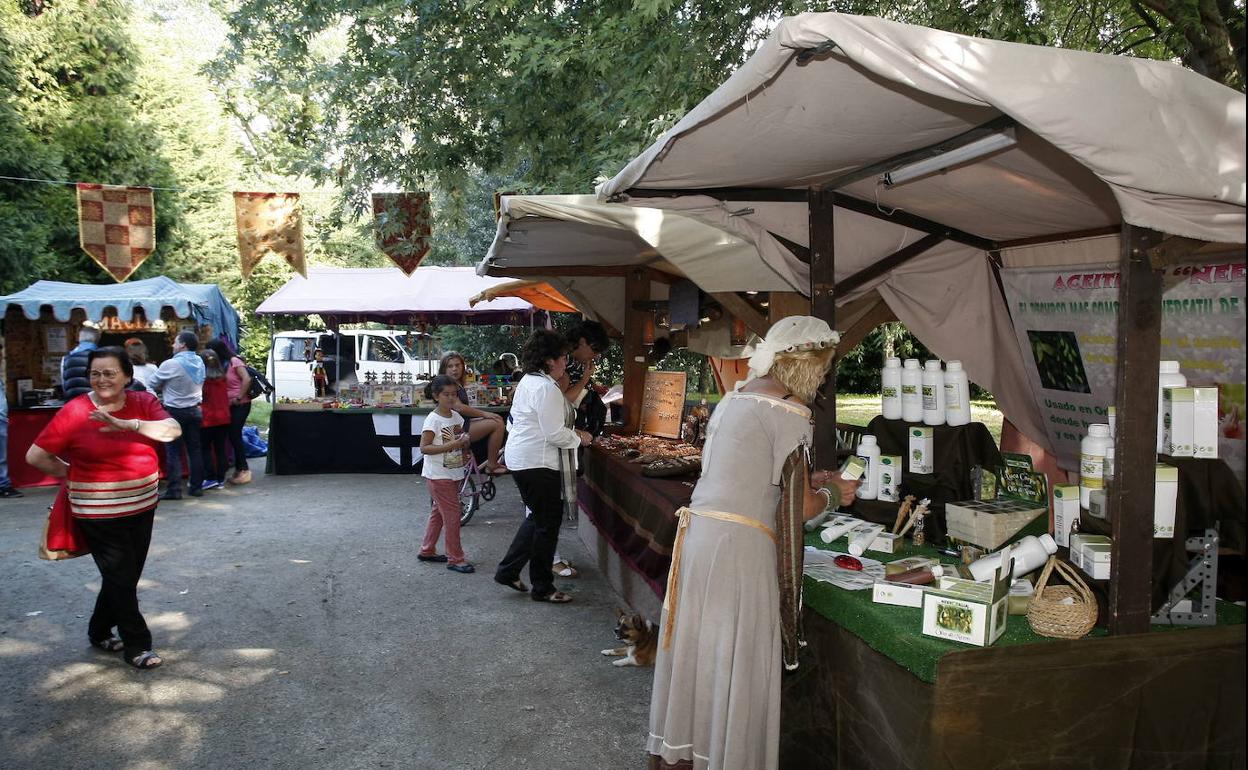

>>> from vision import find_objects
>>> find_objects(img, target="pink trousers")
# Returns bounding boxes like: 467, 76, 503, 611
421, 478, 466, 564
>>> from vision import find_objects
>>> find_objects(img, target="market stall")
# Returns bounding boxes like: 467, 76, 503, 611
482, 11, 1245, 766
0, 277, 241, 488
255, 266, 538, 475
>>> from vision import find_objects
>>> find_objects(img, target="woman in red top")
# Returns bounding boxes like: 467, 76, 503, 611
199, 349, 231, 490
206, 339, 253, 485
26, 346, 181, 670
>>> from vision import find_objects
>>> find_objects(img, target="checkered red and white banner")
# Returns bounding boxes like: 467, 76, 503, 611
234, 191, 306, 279
76, 183, 156, 282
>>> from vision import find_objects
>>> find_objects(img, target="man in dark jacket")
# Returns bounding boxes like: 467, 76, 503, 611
59, 326, 101, 399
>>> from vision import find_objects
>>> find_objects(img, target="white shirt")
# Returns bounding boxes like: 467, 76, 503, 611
132, 363, 159, 390
420, 410, 468, 481
504, 373, 581, 472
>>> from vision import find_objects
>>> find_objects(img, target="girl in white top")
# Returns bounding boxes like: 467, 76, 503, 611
418, 376, 474, 572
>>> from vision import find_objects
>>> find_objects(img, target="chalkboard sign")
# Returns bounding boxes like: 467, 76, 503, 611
639, 370, 688, 439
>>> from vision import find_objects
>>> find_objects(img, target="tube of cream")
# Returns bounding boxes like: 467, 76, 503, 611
819, 515, 861, 544
847, 523, 885, 556
804, 510, 833, 532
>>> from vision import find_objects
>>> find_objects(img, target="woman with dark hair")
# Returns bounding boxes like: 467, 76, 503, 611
198, 349, 230, 490
205, 339, 253, 485
124, 338, 158, 390
26, 346, 181, 670
438, 351, 507, 474
493, 330, 591, 603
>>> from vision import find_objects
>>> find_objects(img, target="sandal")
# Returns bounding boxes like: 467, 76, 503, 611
484, 462, 511, 476
533, 591, 573, 604
494, 576, 528, 593
552, 560, 579, 579
91, 637, 124, 653
128, 651, 163, 670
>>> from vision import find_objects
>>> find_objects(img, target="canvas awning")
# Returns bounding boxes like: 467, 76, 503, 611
585, 12, 1245, 456
256, 266, 536, 326
0, 276, 242, 347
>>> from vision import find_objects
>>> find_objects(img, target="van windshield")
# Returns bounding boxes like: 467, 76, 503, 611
276, 337, 316, 362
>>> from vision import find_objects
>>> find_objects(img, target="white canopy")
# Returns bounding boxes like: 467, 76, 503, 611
585, 12, 1244, 454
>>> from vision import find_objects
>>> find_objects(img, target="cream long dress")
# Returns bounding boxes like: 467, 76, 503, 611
647, 391, 812, 770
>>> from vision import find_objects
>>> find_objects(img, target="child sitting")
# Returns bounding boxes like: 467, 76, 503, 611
418, 375, 475, 573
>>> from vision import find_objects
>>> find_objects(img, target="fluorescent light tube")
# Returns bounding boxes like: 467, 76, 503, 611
882, 128, 1017, 187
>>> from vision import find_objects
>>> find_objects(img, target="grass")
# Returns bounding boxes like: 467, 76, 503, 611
246, 399, 272, 436
836, 394, 1003, 443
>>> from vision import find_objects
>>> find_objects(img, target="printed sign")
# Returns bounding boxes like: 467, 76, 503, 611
44, 326, 68, 353
1001, 260, 1245, 476
639, 370, 688, 439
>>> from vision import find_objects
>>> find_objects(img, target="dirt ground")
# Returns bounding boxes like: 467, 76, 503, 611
0, 468, 653, 770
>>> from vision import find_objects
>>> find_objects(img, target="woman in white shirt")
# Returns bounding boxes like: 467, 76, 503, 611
494, 330, 591, 603
124, 338, 159, 390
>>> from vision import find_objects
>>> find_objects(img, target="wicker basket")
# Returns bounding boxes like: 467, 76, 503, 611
1026, 556, 1098, 639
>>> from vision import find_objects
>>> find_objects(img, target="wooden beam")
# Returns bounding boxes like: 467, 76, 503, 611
835, 295, 897, 354
821, 116, 1016, 192
1147, 235, 1207, 268
621, 268, 652, 434
767, 291, 810, 326
996, 226, 1120, 250
835, 233, 947, 296
623, 187, 809, 203
810, 188, 837, 467
710, 292, 769, 338
835, 194, 997, 252
1108, 224, 1167, 635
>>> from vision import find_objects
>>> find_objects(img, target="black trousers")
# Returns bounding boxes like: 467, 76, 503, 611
228, 402, 251, 472
76, 509, 155, 658
201, 425, 229, 483
164, 406, 203, 493
496, 468, 563, 598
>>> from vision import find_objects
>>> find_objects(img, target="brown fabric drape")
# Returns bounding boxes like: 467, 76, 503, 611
777, 447, 808, 670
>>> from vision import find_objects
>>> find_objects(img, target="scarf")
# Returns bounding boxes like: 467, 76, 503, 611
174, 351, 206, 384
776, 446, 809, 670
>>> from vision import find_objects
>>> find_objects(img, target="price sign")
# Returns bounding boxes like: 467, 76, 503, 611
639, 370, 687, 439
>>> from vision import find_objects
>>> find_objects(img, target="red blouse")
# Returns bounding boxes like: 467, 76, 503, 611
34, 391, 171, 519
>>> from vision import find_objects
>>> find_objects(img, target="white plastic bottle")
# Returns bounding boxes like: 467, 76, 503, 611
1156, 361, 1186, 453
1080, 424, 1111, 508
881, 357, 902, 420
922, 360, 946, 426
855, 435, 881, 500
900, 359, 923, 423
943, 360, 971, 426
968, 534, 1058, 582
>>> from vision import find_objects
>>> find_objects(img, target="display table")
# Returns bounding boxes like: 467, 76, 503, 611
5, 406, 61, 488
781, 527, 1247, 769
267, 405, 508, 475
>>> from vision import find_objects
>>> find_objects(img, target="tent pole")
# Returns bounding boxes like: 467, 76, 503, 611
809, 188, 837, 467
621, 268, 651, 433
1107, 224, 1166, 635
267, 317, 276, 402
334, 329, 341, 397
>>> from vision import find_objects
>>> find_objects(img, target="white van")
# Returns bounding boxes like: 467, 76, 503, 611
267, 330, 440, 399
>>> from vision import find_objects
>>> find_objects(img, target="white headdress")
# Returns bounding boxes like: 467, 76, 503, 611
741, 316, 840, 381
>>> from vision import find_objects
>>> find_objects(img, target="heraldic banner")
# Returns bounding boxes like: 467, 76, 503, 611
76, 183, 156, 282
372, 192, 431, 276
234, 192, 306, 278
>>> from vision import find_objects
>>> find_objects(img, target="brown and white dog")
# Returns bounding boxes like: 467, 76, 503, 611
601, 608, 658, 667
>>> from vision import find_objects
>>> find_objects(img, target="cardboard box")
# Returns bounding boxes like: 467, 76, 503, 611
1052, 484, 1080, 547
921, 568, 1010, 647
872, 581, 927, 608
1070, 534, 1110, 572
868, 532, 903, 554
909, 427, 934, 474
839, 455, 867, 481
1193, 387, 1218, 459
1155, 463, 1178, 539
1162, 386, 1194, 457
945, 498, 1046, 550
1008, 578, 1035, 615
1081, 542, 1112, 579
1087, 489, 1108, 520
884, 556, 940, 576
877, 455, 902, 502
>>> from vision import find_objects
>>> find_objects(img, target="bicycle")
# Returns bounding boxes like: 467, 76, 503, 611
456, 449, 500, 526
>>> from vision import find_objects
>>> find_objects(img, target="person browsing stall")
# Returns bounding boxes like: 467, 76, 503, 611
417, 375, 475, 574
438, 351, 508, 474
493, 330, 591, 604
198, 348, 230, 491
60, 326, 101, 399
646, 316, 860, 770
26, 346, 181, 669
205, 339, 253, 485
124, 338, 159, 390
147, 331, 205, 500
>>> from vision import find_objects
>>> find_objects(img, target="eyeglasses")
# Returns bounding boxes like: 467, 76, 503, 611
89, 369, 122, 379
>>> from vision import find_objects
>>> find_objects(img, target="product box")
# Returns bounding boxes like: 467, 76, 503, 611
1008, 578, 1035, 616
839, 455, 867, 481
1070, 534, 1110, 573
921, 560, 1011, 647
872, 581, 928, 608
884, 556, 940, 576
877, 455, 902, 501
1051, 484, 1080, 547
1155, 463, 1178, 538
1087, 489, 1108, 520
946, 498, 1046, 550
868, 532, 903, 554
1193, 387, 1219, 459
1081, 542, 1112, 579
909, 427, 934, 474
1162, 387, 1195, 457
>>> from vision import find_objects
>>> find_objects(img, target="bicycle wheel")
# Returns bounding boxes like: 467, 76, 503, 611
459, 476, 481, 525
481, 479, 497, 502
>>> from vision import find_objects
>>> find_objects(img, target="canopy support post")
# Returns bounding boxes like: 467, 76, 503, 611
810, 188, 837, 466
267, 317, 276, 402
621, 268, 651, 433
1107, 224, 1166, 635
